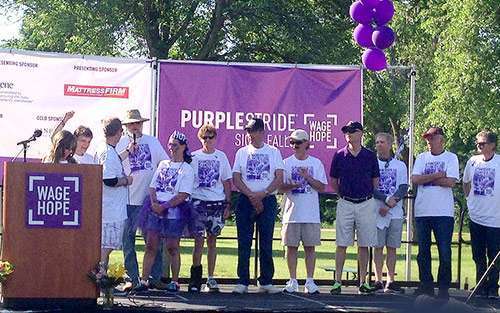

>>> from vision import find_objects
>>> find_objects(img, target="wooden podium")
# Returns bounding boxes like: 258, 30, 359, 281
1, 162, 102, 310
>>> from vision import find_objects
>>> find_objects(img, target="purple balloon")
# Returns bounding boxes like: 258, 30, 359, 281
349, 1, 373, 25
362, 48, 387, 71
372, 26, 395, 49
360, 0, 380, 9
353, 24, 374, 48
374, 0, 395, 26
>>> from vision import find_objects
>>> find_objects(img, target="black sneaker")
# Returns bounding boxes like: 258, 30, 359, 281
384, 281, 403, 294
373, 281, 384, 293
130, 282, 148, 293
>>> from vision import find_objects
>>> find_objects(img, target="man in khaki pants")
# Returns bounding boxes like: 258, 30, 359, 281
329, 121, 380, 295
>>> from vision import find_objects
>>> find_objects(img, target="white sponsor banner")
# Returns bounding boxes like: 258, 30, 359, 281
0, 49, 153, 164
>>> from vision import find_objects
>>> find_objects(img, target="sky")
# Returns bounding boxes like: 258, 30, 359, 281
0, 8, 23, 43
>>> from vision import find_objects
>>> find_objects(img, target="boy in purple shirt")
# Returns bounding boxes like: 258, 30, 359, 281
329, 121, 380, 295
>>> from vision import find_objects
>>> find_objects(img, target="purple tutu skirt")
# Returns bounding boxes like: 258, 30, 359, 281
137, 197, 190, 238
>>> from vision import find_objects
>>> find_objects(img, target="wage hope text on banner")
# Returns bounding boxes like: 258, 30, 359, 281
157, 61, 362, 190
0, 50, 154, 182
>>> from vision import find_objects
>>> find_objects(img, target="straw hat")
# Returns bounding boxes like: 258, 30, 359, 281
121, 109, 150, 125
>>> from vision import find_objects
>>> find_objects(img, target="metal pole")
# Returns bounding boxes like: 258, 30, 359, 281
405, 66, 417, 281
253, 223, 259, 285
457, 199, 465, 289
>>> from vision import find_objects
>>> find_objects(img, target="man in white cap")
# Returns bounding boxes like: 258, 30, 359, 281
280, 129, 327, 294
116, 109, 169, 291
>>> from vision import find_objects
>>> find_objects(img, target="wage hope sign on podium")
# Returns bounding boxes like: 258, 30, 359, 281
25, 173, 82, 228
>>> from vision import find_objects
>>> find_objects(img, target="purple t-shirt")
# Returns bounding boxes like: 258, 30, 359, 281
329, 146, 380, 198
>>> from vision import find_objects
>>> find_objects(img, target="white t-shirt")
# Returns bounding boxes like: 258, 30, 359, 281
74, 153, 96, 165
191, 149, 232, 201
282, 155, 327, 224
116, 134, 168, 206
463, 154, 500, 227
412, 151, 459, 217
376, 158, 408, 229
149, 160, 194, 219
232, 143, 284, 193
95, 143, 128, 223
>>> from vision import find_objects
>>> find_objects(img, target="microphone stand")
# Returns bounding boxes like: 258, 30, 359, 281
12, 136, 39, 163
11, 142, 29, 163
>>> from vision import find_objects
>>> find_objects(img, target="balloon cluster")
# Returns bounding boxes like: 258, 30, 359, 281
350, 0, 395, 71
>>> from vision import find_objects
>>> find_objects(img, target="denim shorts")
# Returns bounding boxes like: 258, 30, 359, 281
142, 211, 188, 238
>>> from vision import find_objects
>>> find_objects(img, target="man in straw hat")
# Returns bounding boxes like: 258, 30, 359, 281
116, 109, 169, 292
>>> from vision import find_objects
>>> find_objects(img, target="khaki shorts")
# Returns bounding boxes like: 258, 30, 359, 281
281, 223, 321, 247
375, 218, 404, 248
335, 198, 377, 247
101, 220, 125, 250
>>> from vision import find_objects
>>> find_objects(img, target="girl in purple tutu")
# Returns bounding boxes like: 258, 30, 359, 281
135, 131, 194, 292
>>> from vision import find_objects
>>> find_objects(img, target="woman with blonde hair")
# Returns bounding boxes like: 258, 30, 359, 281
44, 130, 77, 164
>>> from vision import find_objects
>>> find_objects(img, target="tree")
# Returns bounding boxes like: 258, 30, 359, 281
2, 0, 498, 163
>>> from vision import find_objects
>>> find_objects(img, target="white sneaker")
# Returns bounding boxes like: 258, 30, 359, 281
258, 284, 282, 294
283, 279, 299, 293
304, 280, 320, 294
232, 284, 248, 294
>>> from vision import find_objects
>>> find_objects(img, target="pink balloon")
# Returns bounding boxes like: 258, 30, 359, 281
360, 0, 380, 9
362, 48, 387, 71
372, 26, 395, 49
353, 24, 374, 48
374, 0, 395, 26
349, 1, 373, 25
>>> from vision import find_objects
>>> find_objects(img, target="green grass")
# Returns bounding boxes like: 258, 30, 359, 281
109, 225, 476, 288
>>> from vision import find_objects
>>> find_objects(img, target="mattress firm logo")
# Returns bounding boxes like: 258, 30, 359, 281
0, 82, 14, 89
64, 84, 129, 98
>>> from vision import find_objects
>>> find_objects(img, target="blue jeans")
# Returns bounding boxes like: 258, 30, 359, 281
415, 216, 454, 290
236, 194, 277, 286
470, 220, 499, 293
123, 204, 163, 284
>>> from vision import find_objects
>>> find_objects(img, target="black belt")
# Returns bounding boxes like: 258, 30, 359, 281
340, 195, 372, 204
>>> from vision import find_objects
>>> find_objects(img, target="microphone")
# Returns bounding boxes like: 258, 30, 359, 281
133, 133, 136, 145
17, 129, 42, 145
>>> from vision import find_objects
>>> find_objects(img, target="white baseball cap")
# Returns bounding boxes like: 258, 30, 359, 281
290, 129, 309, 141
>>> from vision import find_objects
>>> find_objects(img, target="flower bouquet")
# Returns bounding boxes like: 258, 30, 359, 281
0, 261, 15, 282
88, 262, 125, 307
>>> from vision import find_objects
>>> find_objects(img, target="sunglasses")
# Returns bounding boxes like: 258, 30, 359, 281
476, 142, 489, 148
202, 135, 215, 140
168, 143, 179, 148
290, 140, 305, 146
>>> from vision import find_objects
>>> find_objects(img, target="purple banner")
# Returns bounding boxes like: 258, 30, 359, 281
157, 62, 362, 191
25, 172, 82, 228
